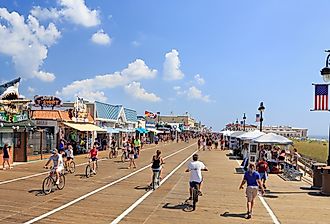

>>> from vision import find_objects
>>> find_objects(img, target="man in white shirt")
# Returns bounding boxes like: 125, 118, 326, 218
44, 149, 64, 185
185, 154, 208, 200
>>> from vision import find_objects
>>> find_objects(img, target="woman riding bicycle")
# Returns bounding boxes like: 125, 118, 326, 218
44, 149, 64, 185
89, 142, 99, 174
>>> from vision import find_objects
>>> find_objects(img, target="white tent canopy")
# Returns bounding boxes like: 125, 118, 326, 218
220, 130, 234, 136
252, 133, 293, 145
237, 130, 265, 140
228, 131, 246, 138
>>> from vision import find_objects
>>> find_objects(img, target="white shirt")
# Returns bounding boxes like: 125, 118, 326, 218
65, 149, 74, 158
50, 154, 64, 169
188, 161, 206, 182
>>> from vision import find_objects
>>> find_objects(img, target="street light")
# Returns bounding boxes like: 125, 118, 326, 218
320, 50, 330, 165
242, 113, 246, 131
320, 50, 330, 82
258, 102, 265, 132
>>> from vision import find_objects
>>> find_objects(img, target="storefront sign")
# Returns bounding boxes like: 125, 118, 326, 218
0, 111, 28, 123
34, 96, 62, 109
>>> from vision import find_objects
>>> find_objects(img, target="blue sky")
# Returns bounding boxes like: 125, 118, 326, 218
0, 0, 330, 135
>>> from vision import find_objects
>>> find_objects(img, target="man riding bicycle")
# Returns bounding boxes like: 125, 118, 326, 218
185, 154, 208, 200
44, 149, 64, 185
89, 142, 99, 174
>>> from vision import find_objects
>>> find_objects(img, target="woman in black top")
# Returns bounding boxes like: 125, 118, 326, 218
2, 144, 12, 170
151, 150, 164, 179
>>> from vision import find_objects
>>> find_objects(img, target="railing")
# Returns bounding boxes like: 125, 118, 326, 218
298, 156, 316, 177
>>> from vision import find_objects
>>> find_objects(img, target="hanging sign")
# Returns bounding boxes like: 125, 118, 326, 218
34, 96, 62, 109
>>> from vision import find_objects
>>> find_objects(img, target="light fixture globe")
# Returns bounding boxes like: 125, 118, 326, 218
258, 102, 265, 112
321, 67, 330, 82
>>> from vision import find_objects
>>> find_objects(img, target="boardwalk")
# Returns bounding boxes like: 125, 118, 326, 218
0, 141, 329, 223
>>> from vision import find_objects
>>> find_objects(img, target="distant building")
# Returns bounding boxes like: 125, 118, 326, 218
263, 126, 308, 138
223, 123, 308, 138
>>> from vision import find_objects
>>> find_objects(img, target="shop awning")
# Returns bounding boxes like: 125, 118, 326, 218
63, 122, 106, 132
136, 127, 149, 134
106, 127, 120, 134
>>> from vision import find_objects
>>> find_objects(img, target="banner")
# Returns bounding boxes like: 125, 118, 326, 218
314, 84, 329, 111
256, 114, 260, 122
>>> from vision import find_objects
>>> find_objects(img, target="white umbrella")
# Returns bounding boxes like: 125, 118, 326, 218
252, 133, 293, 145
237, 130, 265, 140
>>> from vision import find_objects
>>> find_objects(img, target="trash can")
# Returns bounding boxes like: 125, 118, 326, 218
321, 166, 330, 195
312, 163, 327, 188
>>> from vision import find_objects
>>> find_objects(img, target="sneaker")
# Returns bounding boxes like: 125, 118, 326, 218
188, 197, 192, 200
93, 171, 96, 174
56, 180, 60, 185
246, 212, 252, 219
198, 191, 203, 196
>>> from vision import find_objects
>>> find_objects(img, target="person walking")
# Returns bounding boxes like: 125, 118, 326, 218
128, 143, 136, 169
239, 163, 265, 219
256, 157, 269, 189
2, 144, 12, 170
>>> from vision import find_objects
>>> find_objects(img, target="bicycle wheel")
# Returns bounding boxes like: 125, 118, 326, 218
68, 161, 76, 174
42, 177, 54, 195
109, 151, 113, 159
192, 188, 198, 210
121, 153, 125, 162
57, 174, 66, 190
85, 165, 91, 178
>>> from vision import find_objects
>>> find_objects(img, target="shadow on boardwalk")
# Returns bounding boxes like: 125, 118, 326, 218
220, 211, 247, 219
162, 201, 194, 212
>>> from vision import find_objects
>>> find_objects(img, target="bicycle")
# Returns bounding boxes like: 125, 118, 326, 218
121, 149, 129, 162
109, 147, 118, 159
191, 184, 199, 210
64, 160, 76, 174
42, 167, 65, 195
85, 159, 98, 178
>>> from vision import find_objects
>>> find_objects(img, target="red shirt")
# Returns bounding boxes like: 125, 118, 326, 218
90, 148, 98, 158
257, 161, 268, 173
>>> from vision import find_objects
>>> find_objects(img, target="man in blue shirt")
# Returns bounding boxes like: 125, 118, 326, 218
239, 163, 265, 219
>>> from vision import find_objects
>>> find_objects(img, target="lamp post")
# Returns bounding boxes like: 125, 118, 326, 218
258, 102, 265, 132
157, 112, 160, 126
320, 50, 330, 165
243, 113, 246, 131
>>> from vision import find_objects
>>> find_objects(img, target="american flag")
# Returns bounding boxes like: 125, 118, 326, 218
256, 114, 260, 122
315, 84, 329, 111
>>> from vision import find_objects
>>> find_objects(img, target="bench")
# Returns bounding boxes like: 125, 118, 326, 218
283, 163, 303, 181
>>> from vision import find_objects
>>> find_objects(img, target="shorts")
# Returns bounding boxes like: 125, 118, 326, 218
152, 166, 162, 172
129, 154, 135, 159
53, 166, 64, 173
3, 157, 9, 160
246, 186, 258, 202
91, 157, 98, 162
189, 181, 202, 189
66, 157, 73, 161
259, 172, 268, 180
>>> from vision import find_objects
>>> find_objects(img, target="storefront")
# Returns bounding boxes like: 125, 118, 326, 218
94, 101, 138, 147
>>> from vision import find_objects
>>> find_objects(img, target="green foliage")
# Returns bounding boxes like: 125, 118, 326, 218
292, 140, 328, 163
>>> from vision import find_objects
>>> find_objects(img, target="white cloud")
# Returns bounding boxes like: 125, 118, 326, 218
0, 8, 61, 82
124, 82, 161, 102
30, 6, 60, 21
91, 29, 111, 45
31, 0, 100, 27
173, 86, 181, 91
57, 59, 157, 100
27, 86, 35, 94
194, 74, 205, 85
163, 49, 184, 80
74, 90, 107, 102
187, 86, 211, 102
131, 41, 141, 47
